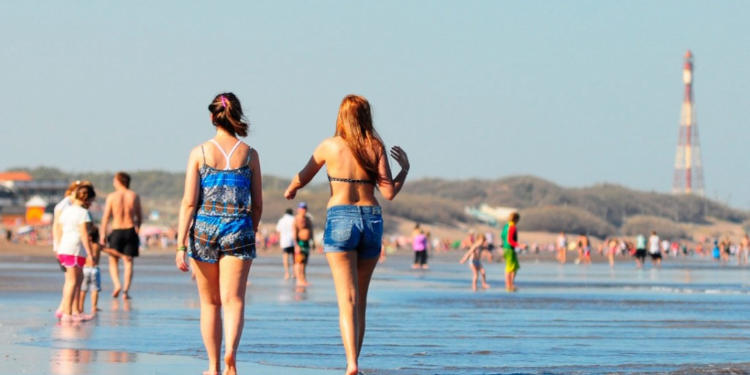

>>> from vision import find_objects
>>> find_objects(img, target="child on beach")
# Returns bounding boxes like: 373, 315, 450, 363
459, 233, 490, 291
78, 225, 102, 315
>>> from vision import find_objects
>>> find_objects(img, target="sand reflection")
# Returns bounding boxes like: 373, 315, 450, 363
50, 348, 137, 375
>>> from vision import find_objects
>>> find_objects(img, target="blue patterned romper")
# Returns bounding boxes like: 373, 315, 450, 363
188, 140, 256, 263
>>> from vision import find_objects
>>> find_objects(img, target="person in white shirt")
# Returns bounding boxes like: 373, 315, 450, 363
648, 231, 662, 267
52, 180, 92, 318
276, 208, 296, 279
54, 185, 96, 322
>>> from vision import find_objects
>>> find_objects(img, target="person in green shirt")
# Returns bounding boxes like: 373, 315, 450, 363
500, 212, 521, 292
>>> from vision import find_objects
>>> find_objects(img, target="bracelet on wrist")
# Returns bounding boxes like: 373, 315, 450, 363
177, 246, 187, 252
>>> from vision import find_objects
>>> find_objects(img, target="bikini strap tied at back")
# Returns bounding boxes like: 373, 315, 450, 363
327, 175, 375, 185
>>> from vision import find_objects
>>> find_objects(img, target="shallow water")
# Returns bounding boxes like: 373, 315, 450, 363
3, 253, 750, 374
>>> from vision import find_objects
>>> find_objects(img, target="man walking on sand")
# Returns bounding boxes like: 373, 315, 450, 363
100, 172, 142, 300
294, 202, 314, 287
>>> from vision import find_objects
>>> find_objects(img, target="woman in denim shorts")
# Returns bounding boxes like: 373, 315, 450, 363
285, 95, 410, 375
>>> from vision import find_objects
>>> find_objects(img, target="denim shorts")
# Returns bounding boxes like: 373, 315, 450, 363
81, 266, 101, 292
323, 205, 383, 259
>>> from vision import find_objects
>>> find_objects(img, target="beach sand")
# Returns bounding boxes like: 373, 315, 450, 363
2, 243, 750, 375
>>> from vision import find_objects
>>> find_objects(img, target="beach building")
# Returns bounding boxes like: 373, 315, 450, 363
0, 171, 67, 227
25, 196, 49, 225
0, 172, 68, 204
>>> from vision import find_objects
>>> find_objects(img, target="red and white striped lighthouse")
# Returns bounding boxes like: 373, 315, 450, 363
673, 50, 705, 195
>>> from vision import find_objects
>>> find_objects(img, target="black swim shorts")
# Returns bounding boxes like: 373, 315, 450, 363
108, 228, 140, 257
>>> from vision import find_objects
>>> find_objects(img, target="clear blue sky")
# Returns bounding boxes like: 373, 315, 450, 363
1, 1, 748, 207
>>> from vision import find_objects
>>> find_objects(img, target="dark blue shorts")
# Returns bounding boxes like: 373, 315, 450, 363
188, 213, 256, 263
323, 205, 383, 260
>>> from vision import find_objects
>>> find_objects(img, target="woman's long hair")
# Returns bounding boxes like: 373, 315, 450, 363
335, 95, 383, 181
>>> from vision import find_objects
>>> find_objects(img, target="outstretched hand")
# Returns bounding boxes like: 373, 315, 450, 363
390, 146, 410, 172
284, 186, 297, 200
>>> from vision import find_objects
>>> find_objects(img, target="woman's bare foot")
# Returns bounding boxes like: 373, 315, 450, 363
203, 370, 218, 375
223, 352, 237, 375
112, 286, 121, 298
122, 291, 131, 300
345, 364, 358, 375
482, 283, 490, 289
60, 314, 74, 322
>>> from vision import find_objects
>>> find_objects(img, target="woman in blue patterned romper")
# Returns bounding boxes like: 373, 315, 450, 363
175, 92, 262, 375
285, 95, 410, 375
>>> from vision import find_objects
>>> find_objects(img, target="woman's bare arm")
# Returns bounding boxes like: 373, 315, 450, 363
79, 222, 93, 260
249, 148, 263, 233
176, 148, 201, 272
284, 141, 327, 200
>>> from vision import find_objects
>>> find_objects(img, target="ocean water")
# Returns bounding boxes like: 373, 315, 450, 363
3, 253, 750, 374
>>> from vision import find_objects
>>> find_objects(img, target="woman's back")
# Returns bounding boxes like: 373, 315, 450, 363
322, 136, 380, 207
197, 139, 253, 217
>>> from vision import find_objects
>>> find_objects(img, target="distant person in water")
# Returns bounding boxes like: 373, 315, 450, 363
500, 212, 521, 292
294, 202, 314, 287
459, 232, 490, 291
739, 234, 749, 266
607, 238, 618, 268
175, 92, 262, 375
648, 231, 662, 267
100, 172, 142, 300
284, 94, 409, 375
634, 234, 647, 268
556, 231, 567, 264
411, 224, 429, 269
276, 208, 296, 279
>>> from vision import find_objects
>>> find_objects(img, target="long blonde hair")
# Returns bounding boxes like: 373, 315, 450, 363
335, 95, 384, 181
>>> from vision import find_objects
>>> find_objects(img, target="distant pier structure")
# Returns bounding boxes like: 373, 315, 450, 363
672, 50, 705, 196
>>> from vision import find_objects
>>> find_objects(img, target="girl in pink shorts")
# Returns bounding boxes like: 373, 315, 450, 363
54, 185, 96, 322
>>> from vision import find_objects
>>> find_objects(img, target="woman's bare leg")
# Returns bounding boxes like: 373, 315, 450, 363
355, 256, 379, 358
326, 252, 360, 375
219, 256, 252, 375
191, 258, 222, 375
61, 267, 78, 315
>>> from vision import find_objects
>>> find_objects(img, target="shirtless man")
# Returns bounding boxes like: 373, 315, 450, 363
99, 172, 142, 300
294, 202, 314, 287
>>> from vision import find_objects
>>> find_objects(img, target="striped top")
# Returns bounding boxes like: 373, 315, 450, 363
197, 141, 253, 218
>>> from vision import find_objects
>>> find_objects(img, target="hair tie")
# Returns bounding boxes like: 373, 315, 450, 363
220, 96, 228, 108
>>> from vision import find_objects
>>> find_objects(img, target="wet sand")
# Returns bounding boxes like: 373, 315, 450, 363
1, 247, 750, 374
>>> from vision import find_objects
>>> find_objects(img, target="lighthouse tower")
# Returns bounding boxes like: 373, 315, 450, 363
672, 50, 705, 196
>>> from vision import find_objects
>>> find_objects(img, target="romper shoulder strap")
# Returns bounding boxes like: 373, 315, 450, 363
200, 145, 206, 165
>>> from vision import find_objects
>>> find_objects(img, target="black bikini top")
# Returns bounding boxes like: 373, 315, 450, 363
327, 175, 375, 185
